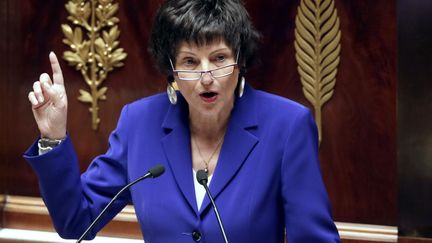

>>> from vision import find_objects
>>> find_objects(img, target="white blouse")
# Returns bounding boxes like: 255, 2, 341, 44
192, 169, 213, 210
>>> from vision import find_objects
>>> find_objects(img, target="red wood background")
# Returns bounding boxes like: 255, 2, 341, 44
1, 0, 398, 233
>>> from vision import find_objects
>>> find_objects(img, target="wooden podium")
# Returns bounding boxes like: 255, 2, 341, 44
0, 195, 402, 243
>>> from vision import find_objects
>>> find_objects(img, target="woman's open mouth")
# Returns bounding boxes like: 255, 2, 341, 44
199, 91, 218, 103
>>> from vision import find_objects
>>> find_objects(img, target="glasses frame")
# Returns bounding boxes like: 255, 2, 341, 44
169, 50, 240, 81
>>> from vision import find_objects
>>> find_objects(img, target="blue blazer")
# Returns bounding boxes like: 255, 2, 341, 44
24, 84, 340, 243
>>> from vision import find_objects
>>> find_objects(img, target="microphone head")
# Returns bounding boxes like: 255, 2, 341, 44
149, 164, 165, 178
196, 169, 208, 185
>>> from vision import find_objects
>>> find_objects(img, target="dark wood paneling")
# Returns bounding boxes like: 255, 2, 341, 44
398, 0, 432, 239
321, 0, 396, 225
0, 0, 396, 229
1, 0, 167, 196
0, 196, 4, 228
0, 0, 7, 201
248, 0, 397, 225
399, 237, 432, 243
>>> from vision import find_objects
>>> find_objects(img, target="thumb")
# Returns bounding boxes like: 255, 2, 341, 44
49, 52, 65, 86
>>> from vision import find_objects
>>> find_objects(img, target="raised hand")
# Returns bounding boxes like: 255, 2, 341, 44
28, 52, 68, 139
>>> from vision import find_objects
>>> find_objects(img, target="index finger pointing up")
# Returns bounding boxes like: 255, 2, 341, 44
49, 51, 64, 85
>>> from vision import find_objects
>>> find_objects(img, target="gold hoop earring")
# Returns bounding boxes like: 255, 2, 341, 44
238, 76, 245, 98
167, 83, 177, 105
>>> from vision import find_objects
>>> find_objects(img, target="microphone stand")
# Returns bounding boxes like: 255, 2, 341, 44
76, 164, 165, 243
196, 170, 229, 243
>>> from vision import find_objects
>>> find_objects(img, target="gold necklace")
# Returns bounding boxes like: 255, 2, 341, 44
192, 135, 224, 173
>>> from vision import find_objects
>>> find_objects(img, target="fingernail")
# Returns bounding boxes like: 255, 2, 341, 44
41, 73, 49, 82
38, 96, 44, 103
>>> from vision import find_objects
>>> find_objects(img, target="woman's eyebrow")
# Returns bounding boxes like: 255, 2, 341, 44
177, 51, 197, 57
176, 48, 231, 59
209, 48, 231, 55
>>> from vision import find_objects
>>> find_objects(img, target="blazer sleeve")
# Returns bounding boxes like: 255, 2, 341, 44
23, 105, 131, 240
281, 108, 340, 242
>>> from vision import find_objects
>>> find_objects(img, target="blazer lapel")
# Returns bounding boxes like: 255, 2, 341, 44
200, 84, 259, 214
161, 95, 198, 214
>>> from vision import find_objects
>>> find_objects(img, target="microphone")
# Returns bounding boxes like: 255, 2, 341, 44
76, 164, 165, 243
196, 170, 229, 243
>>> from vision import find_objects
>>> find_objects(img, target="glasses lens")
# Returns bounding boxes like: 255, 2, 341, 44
175, 64, 235, 81
177, 71, 201, 81
211, 65, 235, 78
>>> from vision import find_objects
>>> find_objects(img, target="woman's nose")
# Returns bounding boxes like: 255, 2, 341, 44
200, 71, 214, 86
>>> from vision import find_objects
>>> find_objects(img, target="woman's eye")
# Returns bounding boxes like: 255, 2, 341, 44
216, 55, 226, 62
185, 59, 195, 65
181, 58, 197, 68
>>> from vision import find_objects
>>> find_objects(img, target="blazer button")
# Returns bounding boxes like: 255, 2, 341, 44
192, 230, 202, 241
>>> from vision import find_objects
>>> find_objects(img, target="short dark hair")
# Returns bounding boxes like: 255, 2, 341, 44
148, 0, 261, 75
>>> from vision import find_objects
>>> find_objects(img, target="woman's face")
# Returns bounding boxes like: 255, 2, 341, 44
173, 40, 239, 119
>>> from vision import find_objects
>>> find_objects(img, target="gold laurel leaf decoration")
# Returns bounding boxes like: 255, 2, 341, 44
294, 0, 341, 145
62, 0, 127, 130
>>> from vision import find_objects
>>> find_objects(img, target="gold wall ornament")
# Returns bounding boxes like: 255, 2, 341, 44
61, 0, 127, 130
294, 0, 341, 145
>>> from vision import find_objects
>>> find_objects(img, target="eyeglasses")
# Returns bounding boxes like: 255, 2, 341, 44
169, 51, 239, 81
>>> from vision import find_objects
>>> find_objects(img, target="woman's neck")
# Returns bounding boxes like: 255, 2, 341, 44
189, 108, 230, 141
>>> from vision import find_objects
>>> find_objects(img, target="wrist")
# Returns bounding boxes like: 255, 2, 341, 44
40, 132, 66, 140
38, 137, 65, 154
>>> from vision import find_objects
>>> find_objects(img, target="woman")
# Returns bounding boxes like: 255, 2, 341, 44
25, 0, 340, 242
